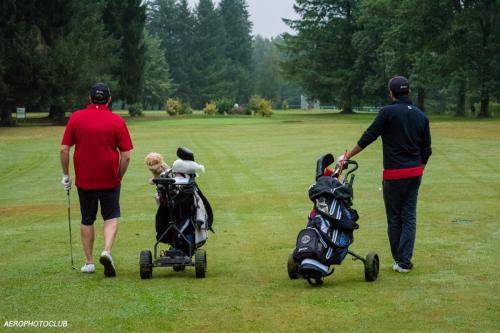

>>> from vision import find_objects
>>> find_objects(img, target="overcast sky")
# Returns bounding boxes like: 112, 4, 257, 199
186, 0, 298, 38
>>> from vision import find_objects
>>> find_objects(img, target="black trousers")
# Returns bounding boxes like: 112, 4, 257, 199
383, 176, 422, 269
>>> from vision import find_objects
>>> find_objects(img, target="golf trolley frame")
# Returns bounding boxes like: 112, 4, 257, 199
288, 249, 380, 287
140, 177, 207, 279
287, 158, 380, 287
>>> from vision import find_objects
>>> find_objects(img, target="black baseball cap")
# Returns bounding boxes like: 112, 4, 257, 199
90, 82, 111, 104
388, 76, 410, 93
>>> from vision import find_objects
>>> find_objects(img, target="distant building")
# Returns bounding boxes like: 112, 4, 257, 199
300, 95, 320, 109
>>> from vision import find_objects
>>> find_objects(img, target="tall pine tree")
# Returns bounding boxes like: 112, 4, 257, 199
253, 36, 283, 105
191, 0, 229, 108
143, 31, 172, 110
103, 0, 146, 105
0, 0, 117, 124
282, 0, 360, 113
147, 0, 195, 104
219, 0, 253, 103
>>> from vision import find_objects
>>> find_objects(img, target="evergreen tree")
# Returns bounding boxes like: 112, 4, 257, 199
0, 0, 44, 125
282, 0, 360, 113
147, 0, 195, 104
219, 0, 254, 103
45, 0, 118, 121
0, 0, 117, 124
253, 36, 283, 105
191, 0, 230, 108
143, 31, 172, 110
103, 0, 147, 105
458, 0, 500, 117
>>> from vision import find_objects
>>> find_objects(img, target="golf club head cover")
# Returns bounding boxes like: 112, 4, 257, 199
316, 153, 334, 180
177, 147, 194, 161
172, 159, 205, 175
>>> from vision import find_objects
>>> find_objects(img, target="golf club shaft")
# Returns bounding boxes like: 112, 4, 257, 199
67, 191, 75, 269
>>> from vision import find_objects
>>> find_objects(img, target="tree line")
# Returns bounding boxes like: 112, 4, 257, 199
281, 0, 500, 117
0, 0, 295, 125
0, 0, 149, 125
1, 0, 498, 126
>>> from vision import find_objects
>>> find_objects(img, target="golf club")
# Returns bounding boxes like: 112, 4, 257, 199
66, 190, 76, 270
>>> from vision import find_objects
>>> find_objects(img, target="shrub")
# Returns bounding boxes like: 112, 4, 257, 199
247, 95, 260, 115
165, 98, 182, 116
180, 102, 193, 115
488, 102, 500, 116
128, 103, 143, 117
203, 102, 218, 116
248, 95, 273, 117
215, 97, 235, 115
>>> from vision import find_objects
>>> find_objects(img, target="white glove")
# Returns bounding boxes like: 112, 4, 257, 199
338, 154, 347, 163
61, 174, 72, 192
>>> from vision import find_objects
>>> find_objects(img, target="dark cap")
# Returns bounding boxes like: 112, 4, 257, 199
388, 76, 410, 94
90, 82, 111, 104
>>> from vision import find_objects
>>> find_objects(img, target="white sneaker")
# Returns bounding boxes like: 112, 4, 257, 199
99, 251, 116, 277
392, 262, 410, 273
80, 263, 95, 273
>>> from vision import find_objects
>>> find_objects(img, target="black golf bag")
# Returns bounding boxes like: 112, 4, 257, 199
140, 147, 214, 280
288, 153, 379, 286
155, 177, 213, 256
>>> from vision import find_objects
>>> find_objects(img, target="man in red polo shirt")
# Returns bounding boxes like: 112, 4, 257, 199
340, 76, 432, 273
60, 82, 133, 277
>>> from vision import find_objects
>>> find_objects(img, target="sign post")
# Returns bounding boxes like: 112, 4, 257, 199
16, 107, 26, 122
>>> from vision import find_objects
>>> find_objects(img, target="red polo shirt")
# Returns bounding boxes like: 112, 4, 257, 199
61, 104, 133, 189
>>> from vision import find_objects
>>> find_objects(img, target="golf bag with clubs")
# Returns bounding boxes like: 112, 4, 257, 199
140, 147, 214, 279
287, 153, 379, 286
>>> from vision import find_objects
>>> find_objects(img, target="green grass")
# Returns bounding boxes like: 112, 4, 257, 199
1, 111, 499, 332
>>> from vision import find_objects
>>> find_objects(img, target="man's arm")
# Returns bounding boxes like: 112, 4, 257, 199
357, 108, 387, 149
60, 145, 71, 175
339, 109, 387, 161
118, 150, 131, 180
420, 118, 432, 169
345, 144, 363, 160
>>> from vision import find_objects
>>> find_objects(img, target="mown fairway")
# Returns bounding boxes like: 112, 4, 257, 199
1, 111, 499, 332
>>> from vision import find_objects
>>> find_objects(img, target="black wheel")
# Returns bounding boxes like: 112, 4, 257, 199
195, 249, 206, 278
287, 253, 299, 279
364, 252, 379, 282
140, 250, 153, 279
173, 264, 185, 272
307, 277, 324, 287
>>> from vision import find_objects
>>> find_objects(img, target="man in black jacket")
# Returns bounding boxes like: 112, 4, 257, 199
340, 76, 432, 273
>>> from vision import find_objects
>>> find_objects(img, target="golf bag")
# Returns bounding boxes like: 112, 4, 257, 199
292, 154, 359, 281
155, 168, 213, 256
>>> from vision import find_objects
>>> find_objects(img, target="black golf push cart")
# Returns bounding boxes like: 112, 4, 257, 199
140, 147, 213, 279
287, 153, 379, 286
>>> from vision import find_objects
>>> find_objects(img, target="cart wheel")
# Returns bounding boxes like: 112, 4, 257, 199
364, 252, 379, 282
173, 264, 185, 272
307, 277, 324, 287
287, 253, 299, 279
195, 249, 206, 278
140, 250, 153, 279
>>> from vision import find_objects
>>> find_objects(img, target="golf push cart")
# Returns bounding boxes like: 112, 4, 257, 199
287, 153, 380, 286
140, 147, 213, 279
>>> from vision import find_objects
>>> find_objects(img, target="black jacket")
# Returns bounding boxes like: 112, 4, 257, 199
357, 97, 432, 169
